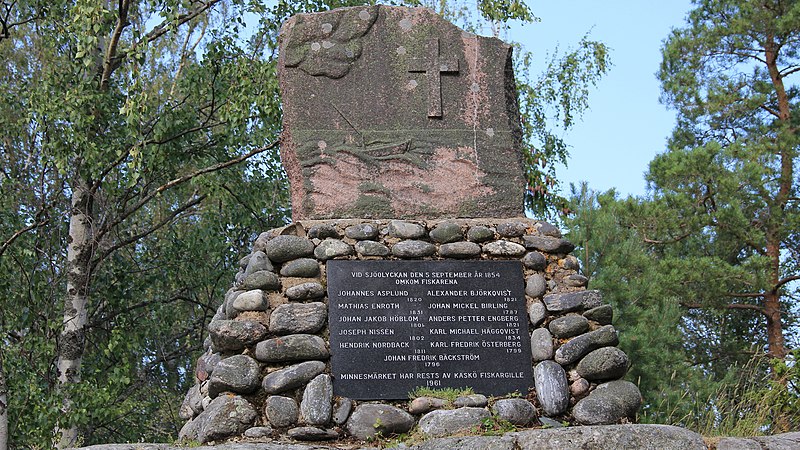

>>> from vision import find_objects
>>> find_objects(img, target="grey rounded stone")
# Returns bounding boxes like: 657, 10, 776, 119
345, 223, 379, 240
346, 404, 415, 439
528, 301, 547, 326
224, 290, 242, 319
252, 231, 272, 253
265, 395, 299, 427
571, 377, 590, 397
280, 258, 320, 277
262, 361, 326, 394
354, 240, 390, 256
408, 396, 448, 414
576, 347, 630, 381
287, 426, 338, 441
492, 399, 536, 426
438, 241, 482, 258
523, 235, 575, 253
453, 394, 488, 407
270, 302, 327, 334
314, 238, 353, 260
195, 395, 257, 443
536, 221, 562, 237
418, 407, 491, 437
573, 380, 642, 425
482, 240, 526, 256
466, 225, 495, 242
392, 240, 436, 258
429, 222, 463, 243
388, 220, 426, 239
584, 304, 613, 325
562, 255, 581, 270
244, 426, 273, 438
244, 251, 274, 277
543, 290, 604, 313
534, 360, 570, 416
255, 334, 329, 363
530, 328, 554, 362
525, 274, 547, 298
522, 251, 547, 270
208, 354, 261, 398
565, 274, 589, 287
264, 235, 315, 263
232, 289, 267, 312
239, 253, 252, 269
332, 398, 353, 425
549, 315, 590, 338
180, 384, 203, 419
241, 270, 280, 291
308, 223, 340, 239
554, 325, 619, 365
300, 374, 333, 425
208, 320, 267, 352
285, 282, 325, 300
497, 221, 529, 237
181, 420, 204, 441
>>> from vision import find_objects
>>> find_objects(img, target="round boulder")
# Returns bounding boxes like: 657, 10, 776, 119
346, 404, 415, 439
208, 320, 267, 352
208, 354, 261, 397
576, 347, 630, 381
534, 360, 569, 416
255, 334, 329, 363
418, 407, 490, 437
269, 302, 327, 334
548, 315, 590, 338
492, 399, 536, 426
195, 395, 257, 443
573, 380, 642, 425
262, 360, 326, 394
264, 235, 314, 263
265, 395, 299, 428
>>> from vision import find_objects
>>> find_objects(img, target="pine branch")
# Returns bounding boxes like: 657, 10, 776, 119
680, 301, 764, 313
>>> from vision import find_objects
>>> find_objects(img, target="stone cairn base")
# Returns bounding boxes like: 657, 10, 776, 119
178, 218, 642, 444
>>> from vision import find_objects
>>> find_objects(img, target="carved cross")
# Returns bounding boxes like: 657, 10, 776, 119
408, 38, 459, 118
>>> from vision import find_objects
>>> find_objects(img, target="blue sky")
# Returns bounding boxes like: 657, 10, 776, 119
507, 1, 694, 198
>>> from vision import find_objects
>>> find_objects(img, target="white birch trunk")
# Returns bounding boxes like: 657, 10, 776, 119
56, 177, 94, 449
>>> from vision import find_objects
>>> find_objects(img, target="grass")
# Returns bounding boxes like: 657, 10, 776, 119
644, 351, 800, 437
408, 386, 475, 403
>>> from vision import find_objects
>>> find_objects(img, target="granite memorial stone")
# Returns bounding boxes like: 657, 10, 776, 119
278, 6, 525, 220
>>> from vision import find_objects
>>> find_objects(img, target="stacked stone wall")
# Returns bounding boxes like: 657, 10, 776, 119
178, 218, 641, 444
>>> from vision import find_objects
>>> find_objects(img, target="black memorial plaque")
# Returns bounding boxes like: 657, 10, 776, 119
327, 260, 533, 399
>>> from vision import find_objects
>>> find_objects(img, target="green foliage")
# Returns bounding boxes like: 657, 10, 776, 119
475, 416, 517, 435
564, 184, 717, 424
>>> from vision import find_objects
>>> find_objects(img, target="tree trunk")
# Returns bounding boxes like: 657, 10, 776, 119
763, 290, 787, 360
56, 175, 95, 449
0, 351, 8, 450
